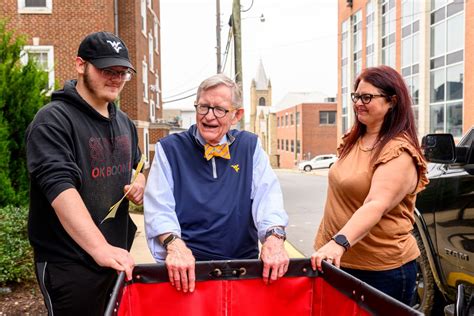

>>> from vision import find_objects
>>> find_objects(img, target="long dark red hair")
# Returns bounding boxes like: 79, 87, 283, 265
339, 65, 423, 163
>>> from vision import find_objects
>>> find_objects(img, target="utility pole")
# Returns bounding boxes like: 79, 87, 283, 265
232, 0, 244, 129
216, 0, 222, 73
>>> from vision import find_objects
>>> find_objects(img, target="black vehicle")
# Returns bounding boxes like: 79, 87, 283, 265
413, 129, 474, 315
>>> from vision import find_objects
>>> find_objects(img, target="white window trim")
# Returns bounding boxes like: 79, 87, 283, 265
18, 0, 52, 14
143, 128, 150, 168
154, 18, 160, 53
21, 45, 55, 92
142, 58, 149, 103
155, 74, 161, 109
141, 0, 147, 37
149, 100, 156, 122
148, 32, 154, 72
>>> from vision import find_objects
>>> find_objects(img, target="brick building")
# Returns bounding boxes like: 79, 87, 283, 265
275, 92, 337, 169
2, 0, 169, 170
338, 0, 473, 140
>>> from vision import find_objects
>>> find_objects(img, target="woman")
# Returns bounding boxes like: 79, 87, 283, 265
310, 65, 428, 305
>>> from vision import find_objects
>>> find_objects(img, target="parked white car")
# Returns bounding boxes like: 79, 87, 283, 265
298, 154, 337, 172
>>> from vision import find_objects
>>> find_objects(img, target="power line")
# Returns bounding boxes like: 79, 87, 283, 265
163, 86, 199, 99
162, 92, 197, 104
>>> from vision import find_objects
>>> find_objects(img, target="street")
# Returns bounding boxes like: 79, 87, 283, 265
274, 169, 329, 256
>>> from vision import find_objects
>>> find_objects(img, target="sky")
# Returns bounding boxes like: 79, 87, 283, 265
159, 0, 338, 113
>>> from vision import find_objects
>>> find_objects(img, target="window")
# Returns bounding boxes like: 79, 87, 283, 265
291, 140, 294, 152
401, 0, 422, 130
149, 100, 155, 122
259, 97, 266, 106
154, 19, 160, 52
382, 0, 396, 67
296, 112, 300, 125
290, 114, 294, 125
429, 2, 464, 136
277, 117, 280, 127
296, 140, 300, 154
352, 10, 362, 77
341, 19, 350, 135
18, 0, 52, 13
285, 140, 289, 151
143, 128, 150, 167
285, 114, 288, 126
141, 0, 147, 35
320, 111, 336, 125
148, 33, 154, 71
277, 139, 280, 150
21, 45, 54, 91
366, 1, 375, 67
142, 58, 149, 102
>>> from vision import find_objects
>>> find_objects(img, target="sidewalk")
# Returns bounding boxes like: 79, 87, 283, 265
275, 168, 329, 177
129, 213, 304, 264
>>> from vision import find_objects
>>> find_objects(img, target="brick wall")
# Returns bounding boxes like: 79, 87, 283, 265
276, 103, 337, 169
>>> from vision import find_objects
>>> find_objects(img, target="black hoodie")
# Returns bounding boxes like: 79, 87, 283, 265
26, 80, 140, 268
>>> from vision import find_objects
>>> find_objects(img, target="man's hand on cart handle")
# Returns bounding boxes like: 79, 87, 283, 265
164, 237, 196, 293
260, 236, 290, 284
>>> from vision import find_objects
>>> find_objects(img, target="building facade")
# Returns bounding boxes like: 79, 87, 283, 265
275, 93, 337, 169
249, 60, 278, 167
338, 0, 473, 140
3, 0, 168, 169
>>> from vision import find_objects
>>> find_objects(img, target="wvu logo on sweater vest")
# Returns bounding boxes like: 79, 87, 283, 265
231, 164, 240, 173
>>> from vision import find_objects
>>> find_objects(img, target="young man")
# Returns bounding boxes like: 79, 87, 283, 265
26, 32, 145, 315
144, 74, 289, 293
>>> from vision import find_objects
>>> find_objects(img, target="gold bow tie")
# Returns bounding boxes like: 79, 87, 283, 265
204, 143, 231, 160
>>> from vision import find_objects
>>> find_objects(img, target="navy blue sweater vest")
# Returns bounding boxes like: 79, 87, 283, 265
160, 125, 258, 260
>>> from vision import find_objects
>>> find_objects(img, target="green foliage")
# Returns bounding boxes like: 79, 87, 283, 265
0, 20, 50, 206
0, 205, 34, 284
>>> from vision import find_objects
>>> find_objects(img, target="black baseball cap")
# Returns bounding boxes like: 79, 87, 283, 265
78, 31, 135, 72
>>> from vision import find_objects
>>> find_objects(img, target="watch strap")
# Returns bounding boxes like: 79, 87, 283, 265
265, 227, 286, 241
162, 233, 180, 250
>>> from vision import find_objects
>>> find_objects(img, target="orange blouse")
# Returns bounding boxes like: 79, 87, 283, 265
314, 134, 429, 270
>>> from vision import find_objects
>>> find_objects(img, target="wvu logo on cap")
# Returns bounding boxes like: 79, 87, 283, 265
231, 164, 240, 173
107, 40, 123, 53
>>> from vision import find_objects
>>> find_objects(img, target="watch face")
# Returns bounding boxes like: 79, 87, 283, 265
273, 227, 286, 236
333, 235, 350, 249
266, 227, 286, 240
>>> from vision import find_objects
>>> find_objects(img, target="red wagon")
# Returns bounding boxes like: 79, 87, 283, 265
106, 258, 422, 316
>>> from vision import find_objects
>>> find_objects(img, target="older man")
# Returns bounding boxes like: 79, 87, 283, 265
144, 73, 289, 293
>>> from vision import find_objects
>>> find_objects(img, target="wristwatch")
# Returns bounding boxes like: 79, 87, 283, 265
332, 234, 350, 251
265, 227, 286, 241
162, 233, 181, 250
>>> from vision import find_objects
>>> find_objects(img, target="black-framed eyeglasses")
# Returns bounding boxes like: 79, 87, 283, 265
194, 104, 233, 118
101, 68, 133, 81
351, 93, 386, 105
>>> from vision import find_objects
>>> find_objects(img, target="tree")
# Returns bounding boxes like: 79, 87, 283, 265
0, 20, 50, 206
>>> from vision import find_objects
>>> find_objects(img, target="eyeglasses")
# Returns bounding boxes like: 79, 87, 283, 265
194, 104, 233, 118
101, 68, 133, 81
351, 93, 386, 105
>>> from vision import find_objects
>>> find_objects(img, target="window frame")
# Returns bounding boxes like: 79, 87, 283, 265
18, 0, 52, 14
21, 45, 55, 92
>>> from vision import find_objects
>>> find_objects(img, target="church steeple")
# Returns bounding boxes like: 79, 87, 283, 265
255, 59, 270, 90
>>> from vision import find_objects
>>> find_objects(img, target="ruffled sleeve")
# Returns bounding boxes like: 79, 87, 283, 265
336, 133, 350, 157
374, 137, 429, 194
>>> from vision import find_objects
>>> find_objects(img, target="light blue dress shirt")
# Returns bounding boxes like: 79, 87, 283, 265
144, 131, 288, 261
